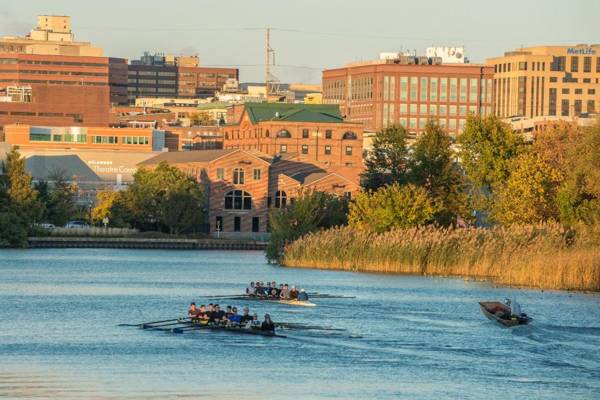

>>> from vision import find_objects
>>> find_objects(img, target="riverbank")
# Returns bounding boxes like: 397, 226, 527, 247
28, 237, 267, 250
282, 224, 600, 292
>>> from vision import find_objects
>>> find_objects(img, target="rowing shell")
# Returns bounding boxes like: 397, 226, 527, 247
211, 295, 316, 307
173, 321, 286, 338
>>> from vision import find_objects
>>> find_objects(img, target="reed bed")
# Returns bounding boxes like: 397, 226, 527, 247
282, 223, 600, 291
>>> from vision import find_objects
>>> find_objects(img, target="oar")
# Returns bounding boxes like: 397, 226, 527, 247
142, 319, 191, 329
276, 322, 347, 331
118, 317, 184, 327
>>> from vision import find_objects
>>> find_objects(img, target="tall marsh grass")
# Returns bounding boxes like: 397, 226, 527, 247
282, 223, 600, 291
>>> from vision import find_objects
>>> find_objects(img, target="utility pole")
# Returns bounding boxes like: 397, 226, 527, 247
266, 27, 271, 102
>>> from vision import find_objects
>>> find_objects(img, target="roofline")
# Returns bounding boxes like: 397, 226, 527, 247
304, 172, 358, 187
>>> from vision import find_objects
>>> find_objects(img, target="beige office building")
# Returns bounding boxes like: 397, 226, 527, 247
487, 45, 600, 119
0, 15, 103, 56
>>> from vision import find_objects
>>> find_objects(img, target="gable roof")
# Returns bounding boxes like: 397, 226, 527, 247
138, 149, 237, 166
242, 103, 344, 124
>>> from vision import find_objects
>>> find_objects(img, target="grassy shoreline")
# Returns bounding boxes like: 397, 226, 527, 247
281, 224, 600, 292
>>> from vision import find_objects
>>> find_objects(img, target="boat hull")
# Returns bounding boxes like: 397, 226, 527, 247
479, 301, 532, 327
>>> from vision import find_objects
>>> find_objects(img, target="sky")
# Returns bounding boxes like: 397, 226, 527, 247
1, 0, 598, 84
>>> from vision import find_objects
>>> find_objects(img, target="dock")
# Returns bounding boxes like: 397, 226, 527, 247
27, 237, 268, 250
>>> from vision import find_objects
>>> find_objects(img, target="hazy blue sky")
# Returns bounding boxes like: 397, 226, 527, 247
1, 0, 598, 83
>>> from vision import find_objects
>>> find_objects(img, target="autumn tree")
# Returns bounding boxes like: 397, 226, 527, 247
493, 153, 563, 225
348, 184, 438, 233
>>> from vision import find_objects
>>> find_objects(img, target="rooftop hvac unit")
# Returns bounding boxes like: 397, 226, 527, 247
417, 56, 429, 65
431, 57, 443, 65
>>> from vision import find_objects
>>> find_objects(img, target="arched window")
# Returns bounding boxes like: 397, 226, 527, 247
274, 190, 287, 208
233, 168, 245, 184
277, 129, 291, 138
224, 190, 252, 210
265, 130, 270, 138
342, 131, 357, 140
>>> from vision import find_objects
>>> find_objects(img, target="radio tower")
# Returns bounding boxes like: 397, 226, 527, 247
265, 27, 280, 102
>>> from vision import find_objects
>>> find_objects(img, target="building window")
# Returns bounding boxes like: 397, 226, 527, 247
574, 100, 582, 116
459, 78, 467, 102
518, 61, 527, 71
551, 56, 566, 72
440, 78, 448, 101
280, 144, 287, 153
302, 129, 309, 138
561, 99, 570, 116
575, 88, 582, 95
234, 216, 241, 232
345, 146, 353, 156
571, 56, 579, 72
216, 168, 224, 180
588, 100, 596, 113
301, 145, 309, 154
277, 129, 291, 138
252, 217, 260, 233
265, 130, 270, 137
400, 77, 408, 101
275, 191, 287, 208
342, 131, 357, 140
420, 77, 428, 101
450, 78, 458, 102
224, 190, 252, 210
584, 57, 592, 73
233, 168, 245, 184
253, 168, 261, 180
410, 77, 418, 100
324, 145, 332, 155
325, 130, 332, 139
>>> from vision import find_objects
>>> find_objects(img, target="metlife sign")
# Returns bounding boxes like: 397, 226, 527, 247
567, 47, 597, 55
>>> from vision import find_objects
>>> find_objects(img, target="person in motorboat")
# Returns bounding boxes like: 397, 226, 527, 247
261, 314, 275, 332
505, 298, 523, 318
297, 289, 309, 301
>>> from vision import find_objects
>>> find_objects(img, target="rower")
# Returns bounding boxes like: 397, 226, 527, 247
261, 314, 275, 332
196, 304, 208, 321
187, 302, 199, 319
271, 281, 279, 297
247, 282, 256, 296
213, 304, 226, 324
264, 282, 272, 297
289, 286, 298, 299
280, 284, 290, 300
297, 289, 309, 301
228, 307, 242, 325
240, 307, 253, 323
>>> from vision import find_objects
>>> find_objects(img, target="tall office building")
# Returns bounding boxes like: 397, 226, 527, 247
487, 45, 600, 119
322, 57, 493, 135
127, 52, 239, 102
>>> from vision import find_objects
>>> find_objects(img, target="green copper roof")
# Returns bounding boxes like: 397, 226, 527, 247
243, 103, 344, 124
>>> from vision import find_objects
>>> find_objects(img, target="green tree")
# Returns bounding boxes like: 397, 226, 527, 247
126, 162, 206, 233
266, 190, 348, 262
45, 171, 78, 226
361, 125, 410, 191
348, 184, 438, 233
189, 111, 214, 126
2, 149, 43, 223
0, 211, 28, 247
493, 153, 563, 225
409, 121, 467, 226
459, 115, 523, 212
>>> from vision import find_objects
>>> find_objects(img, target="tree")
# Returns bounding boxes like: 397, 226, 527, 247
493, 153, 563, 225
91, 189, 129, 227
266, 190, 348, 262
0, 211, 28, 247
459, 115, 523, 212
555, 121, 600, 226
348, 184, 438, 233
126, 162, 206, 233
45, 171, 78, 226
2, 149, 43, 223
361, 125, 410, 191
410, 121, 467, 226
189, 111, 214, 126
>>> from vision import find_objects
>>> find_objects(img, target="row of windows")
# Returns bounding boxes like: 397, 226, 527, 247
223, 190, 289, 212
215, 167, 262, 184
29, 133, 87, 143
215, 215, 260, 233
395, 117, 468, 131
279, 144, 353, 155
386, 76, 492, 103
224, 129, 356, 141
495, 56, 600, 74
0, 79, 108, 86
92, 135, 118, 144
123, 136, 149, 145
0, 69, 108, 77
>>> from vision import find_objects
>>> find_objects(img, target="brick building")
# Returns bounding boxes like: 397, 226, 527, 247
127, 52, 239, 103
222, 103, 364, 169
322, 58, 494, 135
0, 53, 128, 137
138, 149, 360, 237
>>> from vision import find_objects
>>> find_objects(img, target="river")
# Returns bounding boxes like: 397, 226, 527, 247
0, 249, 599, 399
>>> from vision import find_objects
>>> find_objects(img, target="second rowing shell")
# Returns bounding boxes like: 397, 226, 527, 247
222, 296, 317, 307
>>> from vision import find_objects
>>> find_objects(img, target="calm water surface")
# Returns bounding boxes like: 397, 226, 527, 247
0, 249, 599, 399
